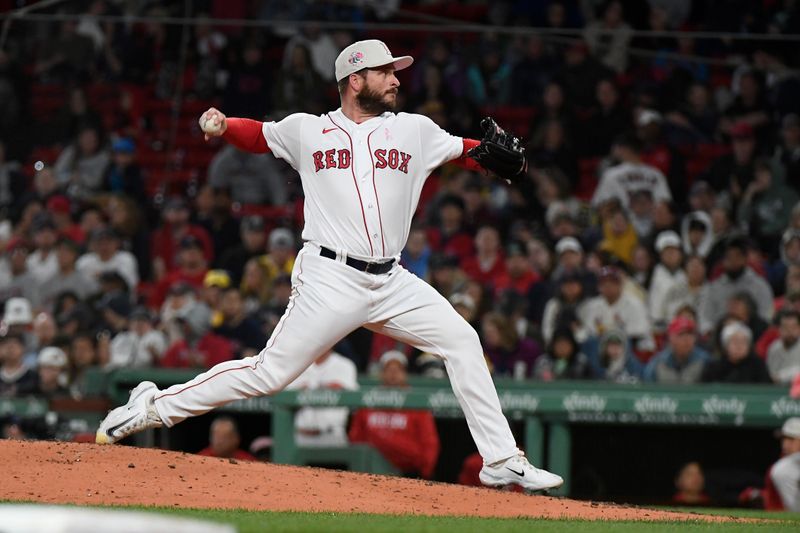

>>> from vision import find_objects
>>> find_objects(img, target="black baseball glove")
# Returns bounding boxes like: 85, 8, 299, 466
468, 117, 528, 183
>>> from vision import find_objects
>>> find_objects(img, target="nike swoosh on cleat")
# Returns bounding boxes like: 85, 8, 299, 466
506, 467, 525, 477
322, 128, 338, 134
106, 414, 138, 438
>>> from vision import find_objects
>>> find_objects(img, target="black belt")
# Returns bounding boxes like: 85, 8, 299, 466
319, 246, 395, 274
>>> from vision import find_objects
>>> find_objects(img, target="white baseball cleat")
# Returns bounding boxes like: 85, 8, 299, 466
479, 453, 564, 491
96, 381, 163, 444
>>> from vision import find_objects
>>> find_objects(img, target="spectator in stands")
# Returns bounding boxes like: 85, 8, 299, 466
584, 266, 654, 351
465, 35, 511, 105
450, 292, 478, 330
763, 417, 800, 512
151, 235, 210, 307
630, 244, 654, 289
105, 194, 150, 280
644, 316, 710, 383
50, 87, 102, 145
662, 255, 709, 326
203, 269, 231, 323
672, 462, 711, 506
197, 416, 256, 461
737, 159, 799, 256
529, 120, 579, 186
666, 83, 720, 143
31, 312, 57, 353
0, 141, 24, 215
40, 238, 97, 311
349, 351, 440, 479
706, 122, 758, 205
194, 185, 241, 262
54, 124, 110, 200
584, 0, 632, 73
273, 44, 324, 115
213, 287, 266, 359
261, 274, 292, 336
721, 69, 771, 145
0, 331, 37, 397
68, 331, 99, 399
76, 227, 138, 290
219, 216, 267, 284
700, 236, 774, 334
208, 144, 287, 207
161, 302, 233, 369
681, 211, 714, 259
558, 40, 612, 111
649, 231, 687, 331
766, 311, 800, 384
583, 77, 630, 157
481, 311, 541, 378
107, 306, 166, 369
223, 40, 272, 119
35, 346, 69, 398
428, 253, 464, 299
102, 138, 146, 206
426, 195, 473, 263
509, 35, 554, 107
282, 25, 338, 82
534, 327, 591, 381
588, 329, 643, 383
592, 134, 672, 218
772, 114, 800, 193
239, 259, 271, 314
47, 195, 83, 244
1, 297, 35, 361
703, 321, 771, 383
260, 228, 296, 288
25, 214, 59, 284
541, 269, 590, 345
0, 240, 41, 306
461, 226, 506, 289
494, 240, 541, 300
637, 110, 688, 205
725, 292, 769, 345
150, 197, 213, 280
401, 227, 432, 280
286, 349, 358, 447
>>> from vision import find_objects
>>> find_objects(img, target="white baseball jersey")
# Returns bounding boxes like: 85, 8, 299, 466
592, 161, 672, 209
262, 108, 463, 259
151, 106, 522, 468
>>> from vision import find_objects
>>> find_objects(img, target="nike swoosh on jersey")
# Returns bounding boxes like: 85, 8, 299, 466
322, 128, 338, 134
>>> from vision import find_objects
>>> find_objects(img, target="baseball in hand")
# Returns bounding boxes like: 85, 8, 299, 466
203, 117, 223, 135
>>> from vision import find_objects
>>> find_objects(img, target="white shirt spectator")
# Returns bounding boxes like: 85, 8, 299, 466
592, 162, 672, 211
286, 351, 358, 447
649, 263, 687, 329
766, 338, 800, 384
25, 250, 59, 285
107, 330, 168, 369
584, 293, 654, 351
76, 250, 139, 290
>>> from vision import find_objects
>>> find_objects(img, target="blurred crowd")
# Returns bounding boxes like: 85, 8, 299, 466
1, 0, 800, 414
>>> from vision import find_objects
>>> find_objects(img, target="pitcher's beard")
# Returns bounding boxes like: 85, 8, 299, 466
356, 86, 397, 115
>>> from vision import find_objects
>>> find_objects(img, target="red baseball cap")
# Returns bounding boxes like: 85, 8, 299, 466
668, 316, 696, 336
46, 195, 71, 214
731, 122, 754, 139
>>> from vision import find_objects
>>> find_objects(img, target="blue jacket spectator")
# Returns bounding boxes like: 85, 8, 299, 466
585, 329, 643, 383
644, 316, 710, 383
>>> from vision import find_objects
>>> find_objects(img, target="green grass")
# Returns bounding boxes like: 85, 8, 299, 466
4, 503, 800, 532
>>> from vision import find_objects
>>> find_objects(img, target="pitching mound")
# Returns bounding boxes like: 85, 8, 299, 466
2, 440, 733, 521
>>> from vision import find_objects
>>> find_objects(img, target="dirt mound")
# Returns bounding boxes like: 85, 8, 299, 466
1, 440, 733, 521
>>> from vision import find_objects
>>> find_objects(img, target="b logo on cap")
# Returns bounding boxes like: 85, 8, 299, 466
348, 51, 364, 66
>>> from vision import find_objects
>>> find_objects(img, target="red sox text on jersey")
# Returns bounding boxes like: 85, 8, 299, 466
313, 148, 412, 174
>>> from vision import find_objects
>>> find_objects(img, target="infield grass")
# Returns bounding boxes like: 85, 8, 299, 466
138, 506, 800, 532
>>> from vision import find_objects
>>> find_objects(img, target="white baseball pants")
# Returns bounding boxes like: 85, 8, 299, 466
154, 242, 520, 464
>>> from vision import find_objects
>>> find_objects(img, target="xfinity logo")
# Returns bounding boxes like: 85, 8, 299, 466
297, 390, 341, 406
562, 393, 606, 412
701, 395, 746, 416
634, 395, 678, 414
499, 392, 540, 412
428, 391, 460, 409
770, 398, 800, 417
362, 389, 406, 408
